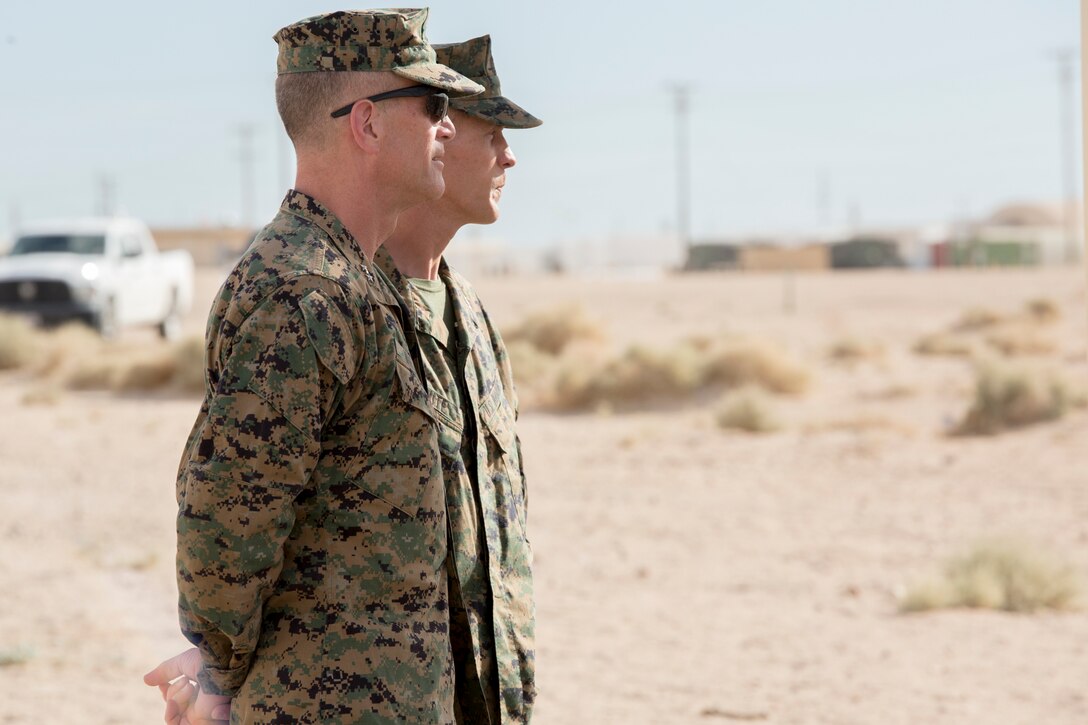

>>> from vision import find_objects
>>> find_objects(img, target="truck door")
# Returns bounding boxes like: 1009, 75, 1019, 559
117, 232, 154, 325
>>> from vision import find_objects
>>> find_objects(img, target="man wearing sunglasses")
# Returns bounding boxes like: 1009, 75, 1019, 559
147, 33, 542, 725
149, 9, 485, 724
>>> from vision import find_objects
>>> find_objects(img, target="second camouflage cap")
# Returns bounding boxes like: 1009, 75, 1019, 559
435, 35, 542, 128
273, 9, 484, 97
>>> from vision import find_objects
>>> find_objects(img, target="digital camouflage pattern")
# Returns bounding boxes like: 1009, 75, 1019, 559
274, 9, 484, 97
375, 248, 536, 724
176, 190, 455, 723
435, 35, 542, 129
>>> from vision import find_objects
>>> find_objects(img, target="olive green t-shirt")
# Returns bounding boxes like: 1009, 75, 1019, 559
407, 276, 456, 351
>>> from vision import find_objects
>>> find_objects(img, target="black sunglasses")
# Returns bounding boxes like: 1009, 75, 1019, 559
330, 85, 450, 123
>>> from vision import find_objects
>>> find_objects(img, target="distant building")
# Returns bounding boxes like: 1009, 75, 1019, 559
829, 238, 905, 269
683, 239, 830, 272
151, 226, 253, 267
964, 201, 1081, 265
939, 238, 1040, 267
739, 243, 829, 272
684, 243, 740, 271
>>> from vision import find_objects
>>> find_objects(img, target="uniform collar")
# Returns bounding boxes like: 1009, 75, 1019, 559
280, 190, 371, 276
372, 247, 484, 352
439, 260, 484, 353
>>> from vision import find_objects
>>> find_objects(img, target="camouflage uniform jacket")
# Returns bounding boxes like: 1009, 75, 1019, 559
375, 249, 535, 724
176, 191, 453, 724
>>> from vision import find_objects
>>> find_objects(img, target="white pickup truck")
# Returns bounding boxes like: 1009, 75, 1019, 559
0, 218, 194, 338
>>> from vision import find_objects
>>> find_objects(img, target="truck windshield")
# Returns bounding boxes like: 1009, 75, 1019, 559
11, 235, 106, 255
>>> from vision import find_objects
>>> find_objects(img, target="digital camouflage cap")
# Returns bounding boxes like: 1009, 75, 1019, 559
435, 35, 542, 128
274, 9, 484, 98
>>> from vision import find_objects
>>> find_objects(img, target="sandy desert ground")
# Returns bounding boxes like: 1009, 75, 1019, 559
1, 266, 1086, 724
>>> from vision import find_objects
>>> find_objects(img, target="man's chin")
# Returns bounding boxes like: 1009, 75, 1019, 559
421, 178, 446, 202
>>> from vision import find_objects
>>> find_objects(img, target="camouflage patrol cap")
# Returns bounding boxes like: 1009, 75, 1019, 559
274, 9, 484, 98
434, 35, 542, 128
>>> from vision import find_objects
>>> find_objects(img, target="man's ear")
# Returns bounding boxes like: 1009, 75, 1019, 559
348, 101, 381, 153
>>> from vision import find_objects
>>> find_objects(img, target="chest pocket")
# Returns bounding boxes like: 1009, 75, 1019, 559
345, 298, 440, 519
479, 386, 526, 529
479, 387, 516, 456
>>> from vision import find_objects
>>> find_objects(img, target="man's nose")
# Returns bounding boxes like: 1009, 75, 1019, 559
500, 143, 516, 169
437, 115, 456, 140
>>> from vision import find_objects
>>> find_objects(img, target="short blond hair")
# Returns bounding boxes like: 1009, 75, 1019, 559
275, 72, 390, 148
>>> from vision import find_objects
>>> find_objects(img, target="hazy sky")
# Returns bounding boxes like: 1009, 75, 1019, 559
0, 1, 1080, 248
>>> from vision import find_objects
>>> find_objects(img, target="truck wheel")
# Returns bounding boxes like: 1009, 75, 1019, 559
158, 289, 181, 340
95, 298, 117, 339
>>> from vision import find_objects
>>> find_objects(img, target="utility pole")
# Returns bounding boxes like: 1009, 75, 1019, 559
848, 202, 862, 238
668, 84, 693, 262
7, 200, 20, 244
1054, 48, 1079, 263
97, 174, 115, 217
816, 168, 832, 228
237, 124, 256, 230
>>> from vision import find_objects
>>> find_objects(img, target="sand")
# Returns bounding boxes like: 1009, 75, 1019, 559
1, 266, 1086, 724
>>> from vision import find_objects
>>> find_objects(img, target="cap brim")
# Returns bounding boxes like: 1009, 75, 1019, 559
393, 63, 484, 98
450, 95, 542, 129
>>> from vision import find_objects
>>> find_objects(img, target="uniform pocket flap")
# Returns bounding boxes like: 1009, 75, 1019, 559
298, 290, 358, 386
479, 388, 516, 454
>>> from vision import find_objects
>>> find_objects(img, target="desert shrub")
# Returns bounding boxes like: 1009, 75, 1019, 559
35, 323, 103, 376
953, 307, 1006, 332
552, 342, 704, 409
547, 336, 810, 410
1025, 297, 1061, 323
702, 339, 810, 395
715, 386, 780, 433
171, 337, 206, 394
116, 355, 177, 392
60, 335, 205, 395
505, 339, 554, 390
984, 326, 1056, 357
111, 337, 206, 394
917, 301, 1061, 361
828, 337, 885, 363
900, 539, 1080, 614
503, 304, 606, 355
0, 646, 35, 667
954, 359, 1072, 435
913, 332, 976, 357
0, 314, 42, 370
66, 359, 121, 390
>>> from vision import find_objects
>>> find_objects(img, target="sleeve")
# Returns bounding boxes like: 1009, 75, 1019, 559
175, 285, 358, 696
